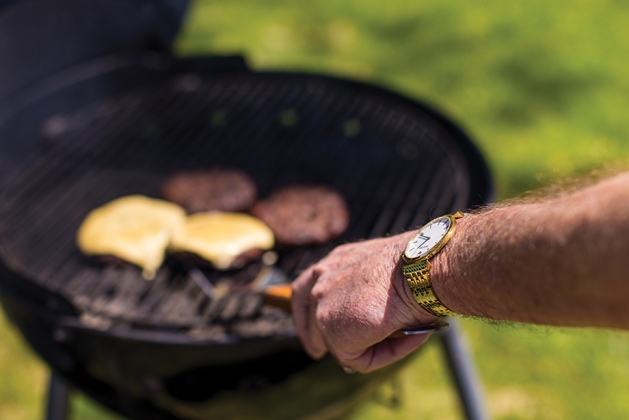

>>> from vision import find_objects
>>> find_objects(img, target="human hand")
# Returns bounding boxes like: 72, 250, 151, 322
291, 232, 439, 372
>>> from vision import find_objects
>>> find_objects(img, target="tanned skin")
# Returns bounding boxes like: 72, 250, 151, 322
291, 172, 629, 372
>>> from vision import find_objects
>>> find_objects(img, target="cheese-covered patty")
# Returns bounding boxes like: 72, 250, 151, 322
170, 212, 274, 270
77, 195, 186, 279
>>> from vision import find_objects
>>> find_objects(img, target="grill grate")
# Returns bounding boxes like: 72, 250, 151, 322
0, 71, 470, 340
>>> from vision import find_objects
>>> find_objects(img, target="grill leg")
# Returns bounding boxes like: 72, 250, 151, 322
45, 373, 70, 420
439, 318, 489, 420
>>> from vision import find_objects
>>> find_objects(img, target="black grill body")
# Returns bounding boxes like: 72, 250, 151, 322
0, 0, 189, 101
0, 2, 492, 419
0, 49, 492, 419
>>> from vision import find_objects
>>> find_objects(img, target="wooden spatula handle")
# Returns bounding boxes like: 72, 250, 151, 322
262, 284, 293, 313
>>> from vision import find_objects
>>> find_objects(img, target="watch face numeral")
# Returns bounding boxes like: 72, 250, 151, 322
404, 216, 452, 259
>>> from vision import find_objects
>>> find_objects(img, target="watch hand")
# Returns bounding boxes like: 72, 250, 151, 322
416, 233, 430, 247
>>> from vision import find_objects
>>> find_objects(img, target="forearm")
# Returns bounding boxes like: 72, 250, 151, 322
291, 171, 629, 371
432, 172, 629, 328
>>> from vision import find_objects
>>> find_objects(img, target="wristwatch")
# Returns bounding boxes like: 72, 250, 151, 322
401, 212, 464, 317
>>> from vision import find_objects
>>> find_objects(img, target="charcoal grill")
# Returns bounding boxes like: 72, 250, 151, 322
0, 1, 492, 419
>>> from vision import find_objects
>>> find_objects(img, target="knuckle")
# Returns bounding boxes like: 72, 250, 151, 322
311, 265, 324, 278
331, 243, 352, 256
314, 305, 332, 329
310, 283, 326, 300
335, 243, 351, 252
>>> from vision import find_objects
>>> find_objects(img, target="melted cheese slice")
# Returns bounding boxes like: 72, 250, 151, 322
170, 212, 274, 270
77, 195, 186, 279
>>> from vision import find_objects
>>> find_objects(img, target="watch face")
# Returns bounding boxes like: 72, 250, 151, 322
404, 216, 452, 260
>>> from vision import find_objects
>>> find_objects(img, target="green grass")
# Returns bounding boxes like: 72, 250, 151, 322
176, 0, 629, 198
0, 311, 46, 420
0, 310, 124, 419
4, 0, 629, 418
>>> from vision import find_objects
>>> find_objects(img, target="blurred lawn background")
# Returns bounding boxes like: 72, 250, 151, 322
3, 0, 629, 418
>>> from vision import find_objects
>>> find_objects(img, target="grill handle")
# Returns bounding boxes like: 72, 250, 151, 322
262, 284, 449, 338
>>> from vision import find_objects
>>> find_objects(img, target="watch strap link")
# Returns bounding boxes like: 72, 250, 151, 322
402, 260, 456, 317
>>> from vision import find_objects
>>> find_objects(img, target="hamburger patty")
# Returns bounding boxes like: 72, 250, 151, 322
250, 186, 349, 246
161, 168, 257, 213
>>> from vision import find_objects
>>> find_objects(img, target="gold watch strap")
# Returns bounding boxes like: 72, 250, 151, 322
403, 260, 456, 317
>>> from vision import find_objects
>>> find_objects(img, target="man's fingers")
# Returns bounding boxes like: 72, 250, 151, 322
291, 268, 315, 350
291, 267, 328, 359
306, 293, 328, 358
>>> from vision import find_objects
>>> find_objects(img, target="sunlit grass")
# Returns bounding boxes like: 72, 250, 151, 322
350, 322, 629, 420
0, 310, 47, 420
177, 0, 629, 198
